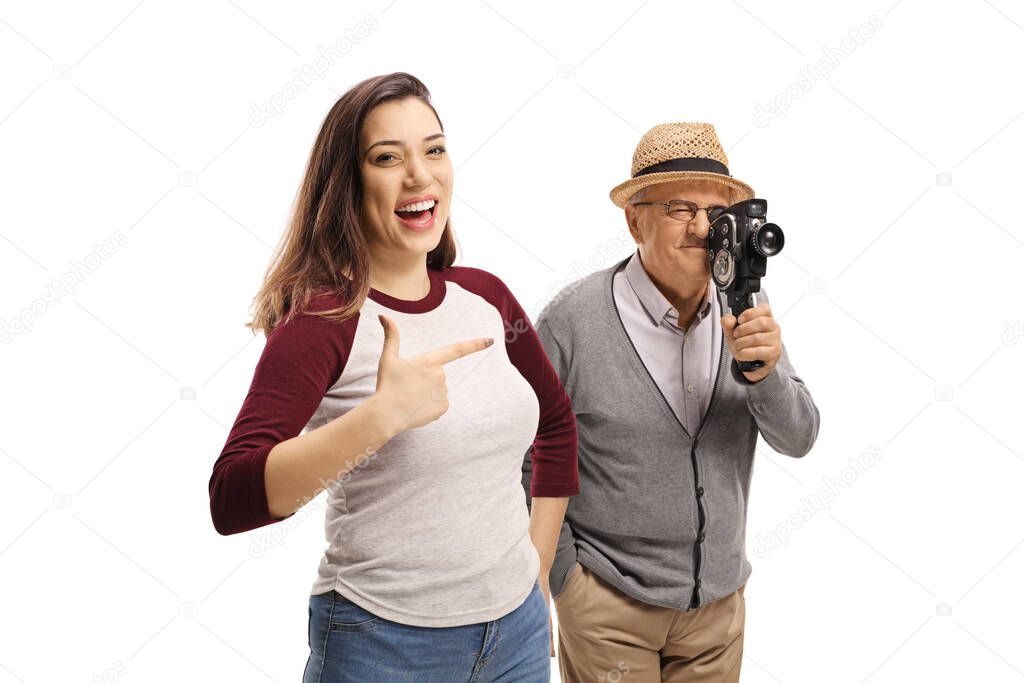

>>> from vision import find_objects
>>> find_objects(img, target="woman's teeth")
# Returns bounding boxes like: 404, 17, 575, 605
396, 199, 435, 213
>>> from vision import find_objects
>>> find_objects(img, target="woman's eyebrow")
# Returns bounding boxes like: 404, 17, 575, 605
365, 133, 445, 155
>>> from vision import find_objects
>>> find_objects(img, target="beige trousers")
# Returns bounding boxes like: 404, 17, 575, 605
554, 562, 746, 682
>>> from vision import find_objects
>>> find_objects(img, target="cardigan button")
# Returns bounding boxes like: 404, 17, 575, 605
696, 486, 704, 497
697, 532, 705, 543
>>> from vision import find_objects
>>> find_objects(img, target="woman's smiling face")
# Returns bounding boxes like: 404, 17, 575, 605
358, 97, 453, 259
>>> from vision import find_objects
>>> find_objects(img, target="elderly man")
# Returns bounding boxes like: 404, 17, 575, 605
522, 122, 820, 682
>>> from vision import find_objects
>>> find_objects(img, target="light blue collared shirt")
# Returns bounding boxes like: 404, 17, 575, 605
612, 249, 722, 434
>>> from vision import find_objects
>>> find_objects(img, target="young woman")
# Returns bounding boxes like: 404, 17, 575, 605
207, 72, 578, 681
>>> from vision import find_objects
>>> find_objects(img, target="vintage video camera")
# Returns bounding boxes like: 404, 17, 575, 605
706, 198, 785, 373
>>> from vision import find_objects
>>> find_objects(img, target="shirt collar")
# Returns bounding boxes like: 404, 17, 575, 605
623, 249, 713, 329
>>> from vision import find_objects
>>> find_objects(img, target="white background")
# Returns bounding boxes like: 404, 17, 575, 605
2, 1, 1022, 681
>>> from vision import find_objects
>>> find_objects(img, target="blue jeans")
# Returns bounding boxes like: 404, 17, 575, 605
302, 579, 550, 682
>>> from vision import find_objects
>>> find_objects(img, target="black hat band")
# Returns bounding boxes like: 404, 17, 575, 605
634, 157, 730, 178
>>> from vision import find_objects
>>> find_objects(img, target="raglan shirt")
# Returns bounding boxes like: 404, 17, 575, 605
208, 266, 579, 627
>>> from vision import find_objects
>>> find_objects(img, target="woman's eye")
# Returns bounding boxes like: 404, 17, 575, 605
428, 146, 446, 156
375, 153, 397, 163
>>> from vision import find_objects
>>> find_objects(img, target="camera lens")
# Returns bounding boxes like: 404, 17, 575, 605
752, 223, 784, 256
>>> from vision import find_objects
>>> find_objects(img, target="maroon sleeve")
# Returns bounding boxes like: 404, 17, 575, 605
208, 302, 357, 535
443, 267, 579, 497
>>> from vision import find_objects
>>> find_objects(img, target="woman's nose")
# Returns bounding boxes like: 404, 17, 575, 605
403, 156, 433, 188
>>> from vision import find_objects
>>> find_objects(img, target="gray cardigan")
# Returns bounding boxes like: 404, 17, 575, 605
523, 253, 821, 610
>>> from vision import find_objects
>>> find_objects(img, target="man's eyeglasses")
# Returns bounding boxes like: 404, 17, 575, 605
630, 199, 728, 224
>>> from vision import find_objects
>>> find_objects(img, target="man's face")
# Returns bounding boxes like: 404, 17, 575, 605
624, 179, 733, 292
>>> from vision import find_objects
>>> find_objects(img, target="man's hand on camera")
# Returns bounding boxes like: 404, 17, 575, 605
721, 302, 782, 383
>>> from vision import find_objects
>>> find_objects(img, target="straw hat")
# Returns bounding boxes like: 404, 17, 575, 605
609, 122, 754, 208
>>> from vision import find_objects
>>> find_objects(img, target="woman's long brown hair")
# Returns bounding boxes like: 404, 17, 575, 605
246, 72, 458, 335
